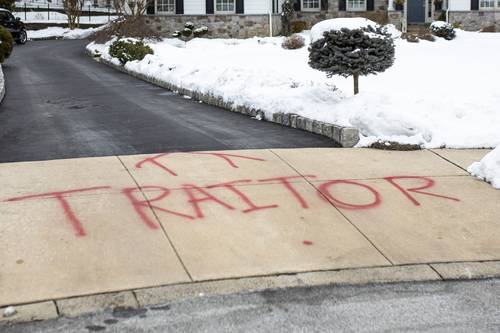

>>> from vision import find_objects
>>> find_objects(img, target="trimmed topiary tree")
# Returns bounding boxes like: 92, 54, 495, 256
0, 26, 14, 63
308, 27, 395, 95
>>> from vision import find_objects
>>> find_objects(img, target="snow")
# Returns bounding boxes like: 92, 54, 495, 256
431, 21, 450, 29
3, 306, 16, 317
310, 18, 379, 42
87, 25, 500, 149
28, 26, 103, 40
468, 147, 500, 189
13, 11, 117, 24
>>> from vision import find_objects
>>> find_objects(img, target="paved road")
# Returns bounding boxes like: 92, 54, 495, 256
3, 279, 500, 332
0, 40, 334, 163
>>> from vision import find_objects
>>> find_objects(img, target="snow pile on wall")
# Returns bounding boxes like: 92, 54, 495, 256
468, 147, 500, 189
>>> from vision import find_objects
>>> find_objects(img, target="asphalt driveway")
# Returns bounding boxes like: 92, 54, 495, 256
0, 40, 334, 163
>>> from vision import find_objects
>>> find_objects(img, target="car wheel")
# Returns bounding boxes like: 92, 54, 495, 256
16, 30, 27, 45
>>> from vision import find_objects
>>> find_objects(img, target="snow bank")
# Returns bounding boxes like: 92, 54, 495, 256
28, 26, 103, 40
88, 28, 500, 149
310, 18, 379, 42
468, 147, 500, 189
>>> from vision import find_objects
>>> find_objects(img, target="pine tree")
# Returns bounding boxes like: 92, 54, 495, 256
308, 27, 395, 95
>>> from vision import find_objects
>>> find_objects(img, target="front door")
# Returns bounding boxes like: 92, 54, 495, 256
407, 0, 426, 23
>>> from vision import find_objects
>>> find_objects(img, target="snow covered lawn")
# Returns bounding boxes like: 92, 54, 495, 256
28, 26, 104, 40
86, 27, 500, 150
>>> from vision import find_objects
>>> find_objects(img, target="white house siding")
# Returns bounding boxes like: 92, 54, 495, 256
244, 0, 269, 14
449, 0, 470, 10
184, 0, 206, 14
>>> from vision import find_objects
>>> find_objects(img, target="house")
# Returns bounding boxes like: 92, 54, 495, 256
143, 0, 499, 37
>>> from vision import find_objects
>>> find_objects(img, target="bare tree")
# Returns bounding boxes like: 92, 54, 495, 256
63, 0, 84, 29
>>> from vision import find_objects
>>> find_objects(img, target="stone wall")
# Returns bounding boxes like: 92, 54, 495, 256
449, 11, 500, 31
294, 0, 389, 30
145, 14, 282, 38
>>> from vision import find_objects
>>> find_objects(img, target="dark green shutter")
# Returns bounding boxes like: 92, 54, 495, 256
367, 0, 374, 10
236, 0, 244, 13
471, 0, 479, 10
175, 0, 183, 13
321, 0, 328, 10
206, 0, 214, 13
293, 0, 301, 11
338, 0, 346, 11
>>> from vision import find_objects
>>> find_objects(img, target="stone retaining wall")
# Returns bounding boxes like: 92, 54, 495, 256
89, 51, 359, 147
449, 11, 500, 31
145, 14, 282, 38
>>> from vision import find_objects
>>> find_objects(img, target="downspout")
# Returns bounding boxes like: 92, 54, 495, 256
446, 0, 450, 22
269, 0, 273, 37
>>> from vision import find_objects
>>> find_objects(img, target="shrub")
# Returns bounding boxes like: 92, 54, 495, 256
90, 16, 162, 44
0, 26, 14, 63
309, 26, 395, 95
281, 0, 294, 36
282, 34, 305, 49
430, 21, 456, 40
172, 22, 208, 41
109, 39, 153, 65
0, 0, 15, 11
480, 25, 496, 33
291, 20, 308, 33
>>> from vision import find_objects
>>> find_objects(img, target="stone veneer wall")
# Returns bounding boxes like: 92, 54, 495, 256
145, 14, 282, 38
449, 11, 500, 31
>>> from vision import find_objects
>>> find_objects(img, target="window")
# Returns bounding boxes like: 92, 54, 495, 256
347, 0, 366, 11
479, 0, 500, 8
302, 0, 320, 11
156, 0, 174, 13
215, 0, 235, 13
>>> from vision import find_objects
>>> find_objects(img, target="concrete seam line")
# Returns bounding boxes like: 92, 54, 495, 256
88, 51, 359, 147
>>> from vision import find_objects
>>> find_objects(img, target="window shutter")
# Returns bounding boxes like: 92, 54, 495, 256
471, 0, 479, 10
367, 0, 374, 10
206, 0, 214, 13
146, 0, 155, 14
175, 0, 184, 14
236, 0, 244, 13
321, 0, 328, 10
293, 0, 301, 11
338, 0, 346, 11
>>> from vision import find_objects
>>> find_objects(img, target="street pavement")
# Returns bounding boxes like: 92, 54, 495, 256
0, 40, 333, 163
3, 279, 500, 332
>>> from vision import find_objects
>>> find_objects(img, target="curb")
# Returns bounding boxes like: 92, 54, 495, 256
0, 65, 5, 104
1, 261, 500, 323
89, 52, 360, 148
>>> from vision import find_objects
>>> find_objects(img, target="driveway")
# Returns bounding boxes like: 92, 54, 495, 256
0, 40, 334, 163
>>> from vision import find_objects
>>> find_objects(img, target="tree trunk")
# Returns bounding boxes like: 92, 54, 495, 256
353, 73, 359, 95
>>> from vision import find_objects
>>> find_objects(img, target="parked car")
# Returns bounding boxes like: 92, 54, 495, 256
0, 8, 27, 44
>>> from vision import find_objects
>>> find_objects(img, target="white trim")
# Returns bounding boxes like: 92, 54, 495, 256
301, 0, 321, 11
479, 0, 500, 10
214, 0, 236, 13
155, 0, 176, 14
346, 0, 367, 11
